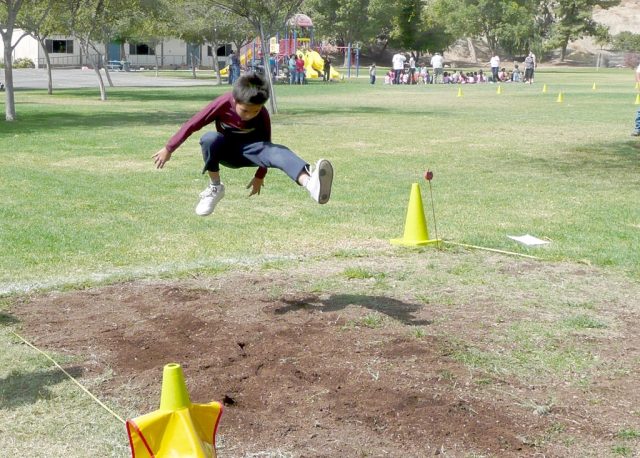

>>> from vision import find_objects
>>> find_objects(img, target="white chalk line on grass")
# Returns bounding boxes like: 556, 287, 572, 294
0, 254, 300, 296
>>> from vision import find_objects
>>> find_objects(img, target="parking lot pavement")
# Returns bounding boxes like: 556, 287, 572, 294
10, 68, 219, 89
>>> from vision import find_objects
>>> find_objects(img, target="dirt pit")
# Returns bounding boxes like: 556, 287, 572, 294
10, 253, 640, 457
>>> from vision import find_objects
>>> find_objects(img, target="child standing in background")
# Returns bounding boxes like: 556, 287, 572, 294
369, 63, 376, 84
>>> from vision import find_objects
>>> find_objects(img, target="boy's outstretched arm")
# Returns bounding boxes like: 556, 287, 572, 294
152, 147, 172, 169
246, 177, 264, 196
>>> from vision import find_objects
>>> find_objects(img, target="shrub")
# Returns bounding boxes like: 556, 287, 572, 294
624, 52, 640, 69
13, 57, 35, 68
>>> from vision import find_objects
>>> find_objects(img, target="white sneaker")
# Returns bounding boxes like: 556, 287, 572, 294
305, 159, 333, 204
195, 183, 225, 216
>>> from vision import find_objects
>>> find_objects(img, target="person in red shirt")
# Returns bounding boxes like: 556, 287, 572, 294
295, 55, 305, 85
152, 73, 333, 216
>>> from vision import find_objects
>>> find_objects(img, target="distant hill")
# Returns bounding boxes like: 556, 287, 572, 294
442, 1, 640, 68
593, 0, 640, 35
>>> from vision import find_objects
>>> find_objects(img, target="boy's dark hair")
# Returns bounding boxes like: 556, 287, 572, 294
232, 73, 270, 105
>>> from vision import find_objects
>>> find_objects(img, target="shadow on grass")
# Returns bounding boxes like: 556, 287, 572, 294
519, 140, 640, 172
0, 313, 20, 326
274, 294, 431, 326
0, 110, 191, 136
0, 366, 84, 409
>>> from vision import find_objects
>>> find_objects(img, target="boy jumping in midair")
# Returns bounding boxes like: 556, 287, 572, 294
152, 73, 333, 216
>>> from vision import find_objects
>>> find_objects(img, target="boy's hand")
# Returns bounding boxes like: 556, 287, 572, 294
151, 147, 172, 169
246, 177, 264, 197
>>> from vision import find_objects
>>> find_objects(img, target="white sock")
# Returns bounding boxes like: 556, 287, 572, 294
210, 178, 221, 186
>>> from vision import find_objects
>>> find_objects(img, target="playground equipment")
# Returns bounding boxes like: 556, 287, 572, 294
126, 364, 223, 458
218, 13, 358, 81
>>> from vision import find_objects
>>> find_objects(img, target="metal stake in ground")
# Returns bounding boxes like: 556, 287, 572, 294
424, 170, 439, 249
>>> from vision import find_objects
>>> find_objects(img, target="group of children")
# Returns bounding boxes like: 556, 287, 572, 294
382, 65, 531, 85
383, 65, 433, 85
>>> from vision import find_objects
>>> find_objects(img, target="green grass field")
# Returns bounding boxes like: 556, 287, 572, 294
1, 67, 639, 294
2, 67, 640, 457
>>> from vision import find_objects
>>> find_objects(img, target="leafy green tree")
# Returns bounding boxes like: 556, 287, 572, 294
307, 0, 384, 65
212, 0, 304, 114
14, 0, 56, 94
1, 0, 48, 120
431, 0, 537, 55
593, 24, 610, 49
386, 0, 456, 57
544, 0, 620, 61
610, 31, 640, 53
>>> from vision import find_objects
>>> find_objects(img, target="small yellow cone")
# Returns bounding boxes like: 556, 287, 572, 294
635, 94, 640, 105
457, 88, 462, 97
592, 83, 597, 90
542, 84, 547, 93
497, 85, 502, 94
556, 92, 563, 103
636, 82, 639, 89
127, 363, 223, 458
391, 183, 440, 246
160, 363, 191, 410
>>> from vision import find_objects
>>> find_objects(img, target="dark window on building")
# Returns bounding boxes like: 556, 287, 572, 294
208, 45, 230, 57
129, 43, 155, 55
45, 39, 74, 54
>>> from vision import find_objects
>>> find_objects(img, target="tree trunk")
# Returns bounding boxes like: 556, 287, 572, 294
467, 38, 477, 63
560, 38, 569, 62
82, 41, 106, 100
103, 41, 114, 87
3, 42, 17, 121
191, 52, 197, 79
155, 53, 160, 76
376, 41, 388, 61
36, 35, 54, 95
210, 40, 222, 85
44, 47, 53, 95
258, 24, 277, 114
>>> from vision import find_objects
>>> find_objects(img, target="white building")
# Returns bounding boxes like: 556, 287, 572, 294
1, 31, 231, 69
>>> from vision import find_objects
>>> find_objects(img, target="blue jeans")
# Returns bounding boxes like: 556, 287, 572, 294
296, 71, 304, 84
289, 69, 296, 84
635, 108, 640, 133
200, 132, 308, 182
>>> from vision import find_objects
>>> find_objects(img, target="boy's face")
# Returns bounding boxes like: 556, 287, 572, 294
234, 101, 263, 121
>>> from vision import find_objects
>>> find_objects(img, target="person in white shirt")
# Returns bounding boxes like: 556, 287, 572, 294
430, 52, 444, 84
633, 63, 640, 136
408, 52, 417, 84
392, 51, 406, 85
529, 50, 537, 82
489, 52, 500, 83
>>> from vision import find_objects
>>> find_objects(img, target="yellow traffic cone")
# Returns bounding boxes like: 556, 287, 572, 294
160, 363, 191, 410
497, 85, 502, 94
457, 88, 462, 97
127, 364, 223, 458
542, 84, 547, 93
592, 83, 597, 90
636, 82, 639, 89
556, 92, 563, 103
635, 94, 640, 105
391, 183, 441, 246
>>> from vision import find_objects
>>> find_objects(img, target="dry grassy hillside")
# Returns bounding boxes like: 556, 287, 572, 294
443, 0, 639, 67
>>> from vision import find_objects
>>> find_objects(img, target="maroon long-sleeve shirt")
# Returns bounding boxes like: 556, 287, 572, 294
166, 92, 269, 178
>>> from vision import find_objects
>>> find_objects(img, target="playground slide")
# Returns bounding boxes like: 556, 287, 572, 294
304, 50, 340, 79
220, 49, 253, 76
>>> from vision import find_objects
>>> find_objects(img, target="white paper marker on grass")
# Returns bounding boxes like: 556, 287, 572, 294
507, 234, 551, 246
